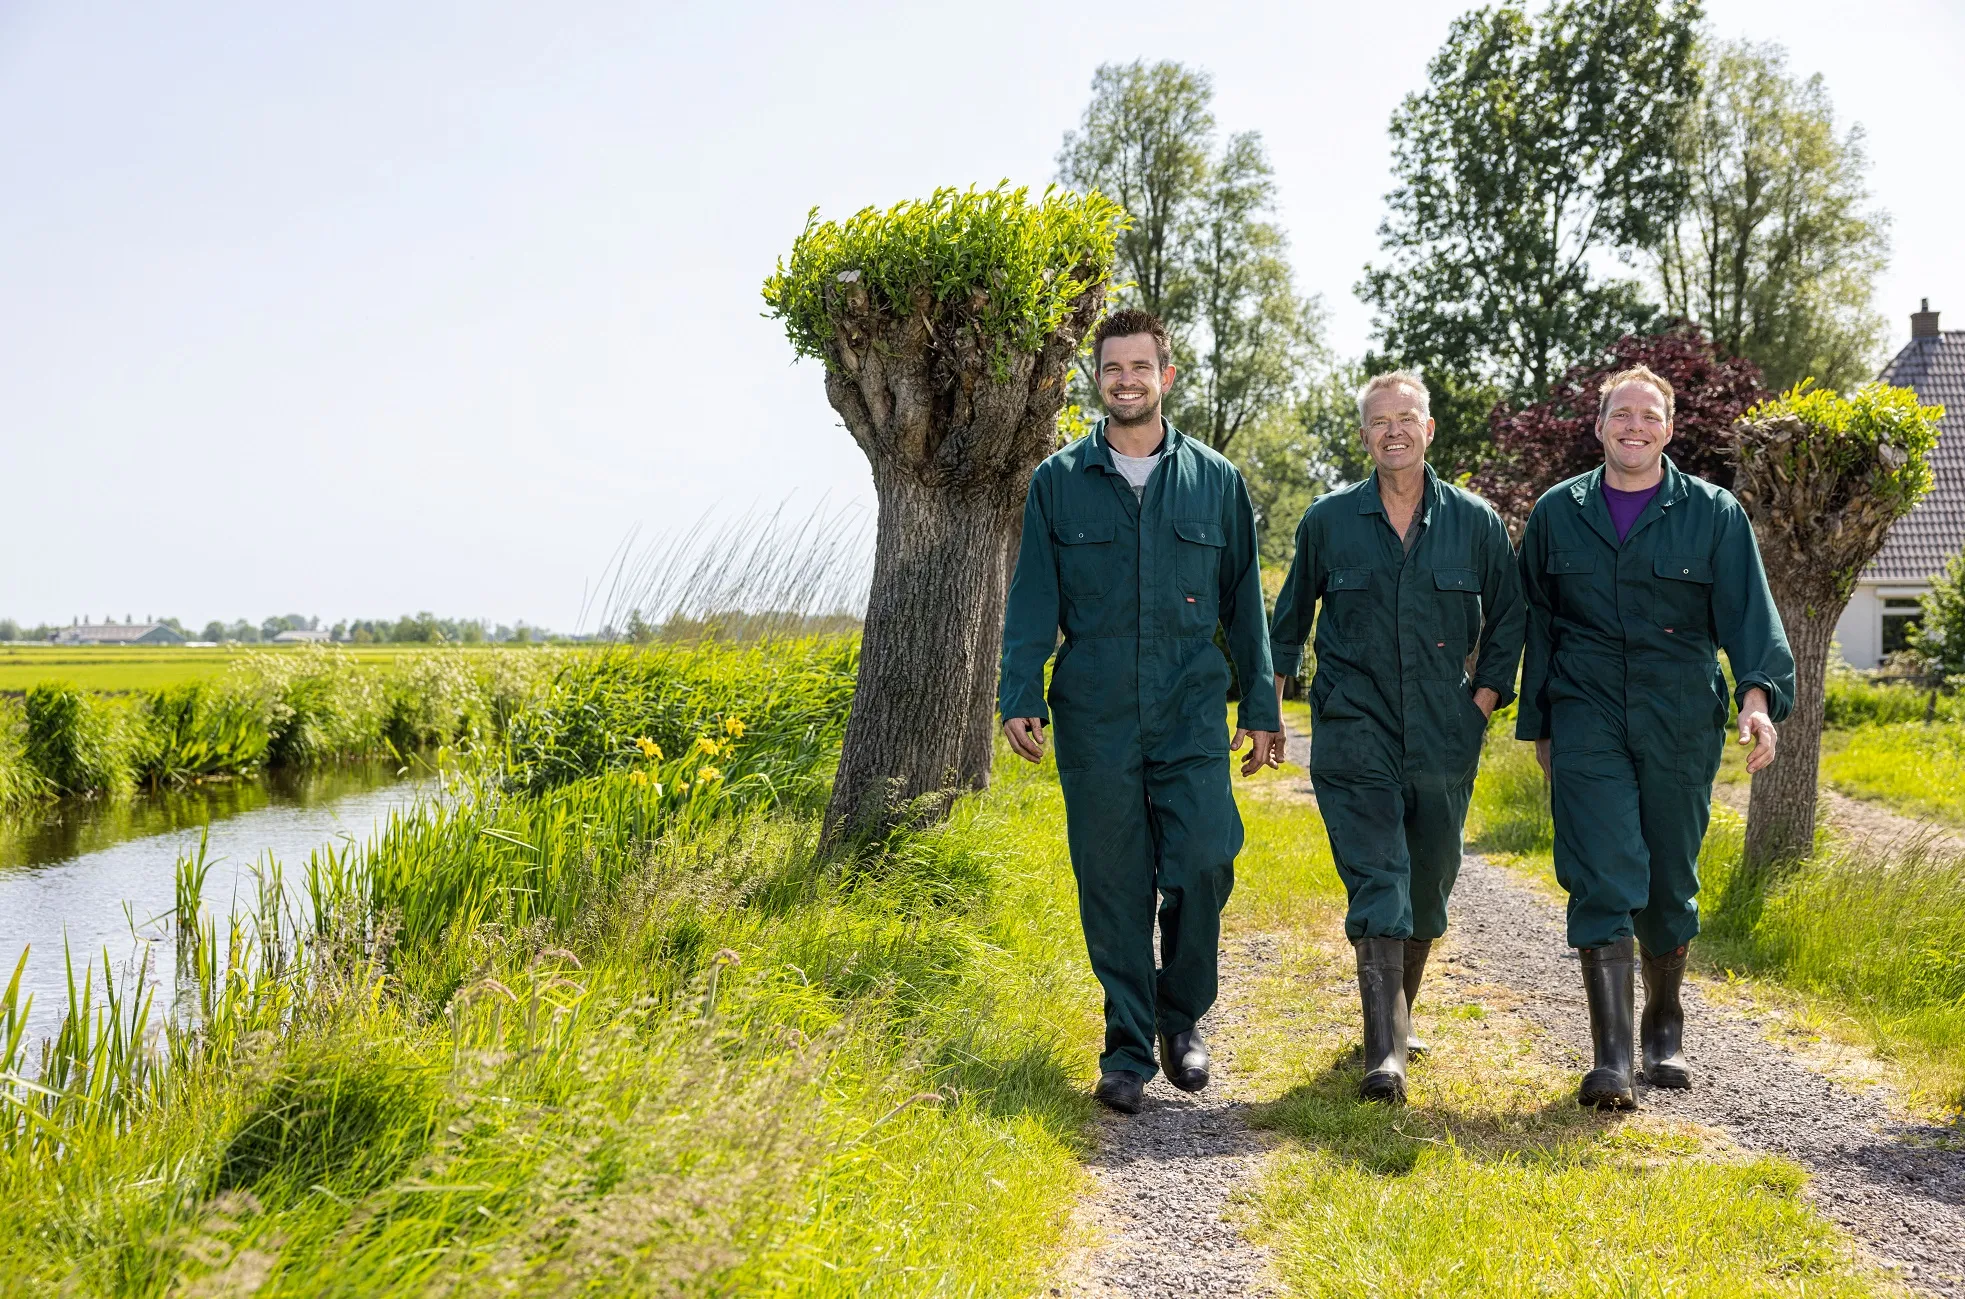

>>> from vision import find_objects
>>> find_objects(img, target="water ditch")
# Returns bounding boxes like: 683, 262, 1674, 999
0, 762, 433, 1045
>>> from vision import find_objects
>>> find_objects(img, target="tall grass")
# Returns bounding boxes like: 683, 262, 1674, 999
1820, 721, 1965, 825
0, 698, 53, 816
1823, 671, 1961, 727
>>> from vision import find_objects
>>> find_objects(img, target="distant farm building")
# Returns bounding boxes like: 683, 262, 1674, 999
1833, 300, 1965, 668
53, 622, 185, 646
271, 629, 332, 644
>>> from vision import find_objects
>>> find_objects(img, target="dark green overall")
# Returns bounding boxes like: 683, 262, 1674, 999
999, 420, 1278, 1081
1516, 459, 1795, 952
1270, 466, 1525, 941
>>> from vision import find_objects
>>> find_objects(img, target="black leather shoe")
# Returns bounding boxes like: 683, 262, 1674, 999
1641, 945, 1691, 1089
1356, 937, 1410, 1103
1159, 1030, 1210, 1092
1579, 939, 1638, 1110
1404, 938, 1433, 1057
1093, 1070, 1147, 1114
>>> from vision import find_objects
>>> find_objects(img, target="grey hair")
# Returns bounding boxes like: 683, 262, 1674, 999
1356, 370, 1432, 426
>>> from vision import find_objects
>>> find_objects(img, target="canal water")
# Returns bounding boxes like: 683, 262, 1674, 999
0, 763, 432, 1047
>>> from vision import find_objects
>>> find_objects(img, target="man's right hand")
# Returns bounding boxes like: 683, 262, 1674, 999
1534, 737, 1552, 781
1003, 717, 1047, 763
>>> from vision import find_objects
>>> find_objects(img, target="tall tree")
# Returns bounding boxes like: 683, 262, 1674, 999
1058, 62, 1323, 456
763, 186, 1121, 840
1731, 382, 1942, 868
1655, 40, 1889, 393
1360, 0, 1702, 464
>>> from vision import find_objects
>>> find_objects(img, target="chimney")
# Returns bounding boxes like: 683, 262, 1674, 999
1912, 298, 1940, 338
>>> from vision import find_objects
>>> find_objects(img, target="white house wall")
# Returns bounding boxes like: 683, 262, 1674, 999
1835, 585, 1883, 668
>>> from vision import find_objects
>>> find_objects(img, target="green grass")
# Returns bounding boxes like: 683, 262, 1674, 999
0, 642, 1102, 1295
0, 644, 540, 694
1820, 721, 1965, 826
1223, 782, 1886, 1297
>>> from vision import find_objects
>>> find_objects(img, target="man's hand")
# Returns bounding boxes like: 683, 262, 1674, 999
1232, 728, 1286, 776
1473, 686, 1500, 720
1003, 717, 1047, 764
1534, 737, 1552, 781
1739, 686, 1778, 774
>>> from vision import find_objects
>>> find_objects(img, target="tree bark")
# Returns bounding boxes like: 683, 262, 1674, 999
1744, 597, 1837, 870
823, 474, 1016, 837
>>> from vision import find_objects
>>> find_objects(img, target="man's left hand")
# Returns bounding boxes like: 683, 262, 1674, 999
1739, 686, 1778, 773
1473, 686, 1500, 720
1232, 728, 1286, 776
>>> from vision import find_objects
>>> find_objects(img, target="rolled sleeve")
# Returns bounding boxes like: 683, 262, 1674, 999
1222, 474, 1280, 733
997, 478, 1060, 723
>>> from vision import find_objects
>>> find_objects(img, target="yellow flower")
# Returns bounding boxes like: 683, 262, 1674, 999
695, 736, 720, 757
635, 737, 662, 760
697, 766, 723, 784
627, 769, 647, 786
723, 716, 745, 738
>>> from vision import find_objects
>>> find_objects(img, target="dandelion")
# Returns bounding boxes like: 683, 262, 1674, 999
697, 766, 723, 784
695, 736, 720, 757
723, 716, 746, 738
635, 737, 663, 760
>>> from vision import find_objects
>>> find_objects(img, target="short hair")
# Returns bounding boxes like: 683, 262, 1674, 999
1355, 370, 1431, 426
1093, 308, 1173, 370
1597, 365, 1675, 425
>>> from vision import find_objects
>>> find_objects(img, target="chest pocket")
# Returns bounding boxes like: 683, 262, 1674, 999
1546, 549, 1597, 616
1652, 554, 1713, 633
1430, 568, 1481, 653
1322, 566, 1373, 642
1054, 521, 1119, 600
1173, 518, 1225, 599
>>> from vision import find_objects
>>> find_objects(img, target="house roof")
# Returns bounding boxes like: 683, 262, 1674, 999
53, 623, 182, 644
1865, 329, 1965, 583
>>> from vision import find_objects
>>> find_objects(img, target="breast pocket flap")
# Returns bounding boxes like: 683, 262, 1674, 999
1173, 518, 1225, 547
1327, 566, 1373, 592
1054, 521, 1116, 545
1547, 550, 1597, 575
1655, 555, 1713, 583
1432, 568, 1479, 592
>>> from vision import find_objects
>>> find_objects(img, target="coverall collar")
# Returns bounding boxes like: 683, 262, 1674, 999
1569, 455, 1690, 549
1357, 462, 1443, 529
1086, 416, 1182, 472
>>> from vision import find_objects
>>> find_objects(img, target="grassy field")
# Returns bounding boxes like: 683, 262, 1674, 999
0, 644, 548, 693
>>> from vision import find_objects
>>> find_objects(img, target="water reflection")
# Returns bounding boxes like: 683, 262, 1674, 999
0, 761, 433, 1046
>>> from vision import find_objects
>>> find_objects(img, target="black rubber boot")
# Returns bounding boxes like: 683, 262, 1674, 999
1093, 1070, 1146, 1115
1578, 939, 1638, 1110
1404, 939, 1433, 1057
1356, 937, 1410, 1103
1159, 1029, 1210, 1093
1641, 944, 1691, 1089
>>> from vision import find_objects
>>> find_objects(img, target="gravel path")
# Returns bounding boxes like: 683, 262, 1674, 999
1714, 779, 1965, 857
1450, 853, 1965, 1295
1058, 937, 1280, 1299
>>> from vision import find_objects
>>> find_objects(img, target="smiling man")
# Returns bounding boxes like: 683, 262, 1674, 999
1268, 371, 1524, 1103
998, 308, 1283, 1115
1517, 365, 1794, 1110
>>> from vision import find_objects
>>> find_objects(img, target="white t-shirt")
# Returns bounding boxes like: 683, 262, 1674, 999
1109, 446, 1162, 500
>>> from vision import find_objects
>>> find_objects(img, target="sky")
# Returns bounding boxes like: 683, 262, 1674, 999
3, 0, 1959, 632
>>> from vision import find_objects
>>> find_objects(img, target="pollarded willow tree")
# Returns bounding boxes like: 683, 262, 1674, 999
763, 185, 1122, 840
1731, 382, 1943, 868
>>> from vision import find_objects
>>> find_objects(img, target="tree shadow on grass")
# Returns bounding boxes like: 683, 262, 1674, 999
1248, 1053, 1631, 1179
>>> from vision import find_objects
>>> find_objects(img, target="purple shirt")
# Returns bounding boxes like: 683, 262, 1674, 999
1603, 480, 1661, 543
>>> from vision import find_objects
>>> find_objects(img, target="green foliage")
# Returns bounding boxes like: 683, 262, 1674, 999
0, 700, 53, 816
133, 682, 275, 784
1820, 722, 1965, 826
22, 683, 136, 797
1361, 0, 1700, 452
1656, 39, 1889, 392
761, 184, 1124, 373
1913, 550, 1965, 679
1822, 671, 1962, 727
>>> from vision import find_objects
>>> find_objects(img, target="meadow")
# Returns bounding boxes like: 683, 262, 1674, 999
0, 644, 544, 694
0, 638, 1894, 1295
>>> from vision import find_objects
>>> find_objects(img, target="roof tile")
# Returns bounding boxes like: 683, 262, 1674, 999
1865, 330, 1965, 582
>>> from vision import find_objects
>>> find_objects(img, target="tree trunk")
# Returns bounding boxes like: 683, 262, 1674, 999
823, 474, 1017, 838
1744, 598, 1837, 871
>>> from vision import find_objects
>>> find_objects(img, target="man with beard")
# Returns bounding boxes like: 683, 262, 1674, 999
998, 308, 1284, 1114
1517, 366, 1793, 1109
1268, 371, 1524, 1103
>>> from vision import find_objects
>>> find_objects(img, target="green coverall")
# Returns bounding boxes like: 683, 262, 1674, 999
999, 419, 1278, 1081
1516, 458, 1795, 952
1269, 466, 1526, 941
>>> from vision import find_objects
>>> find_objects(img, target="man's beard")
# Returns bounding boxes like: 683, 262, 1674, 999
1104, 392, 1162, 430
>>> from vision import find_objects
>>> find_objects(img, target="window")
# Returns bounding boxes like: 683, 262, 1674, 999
1882, 596, 1924, 655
